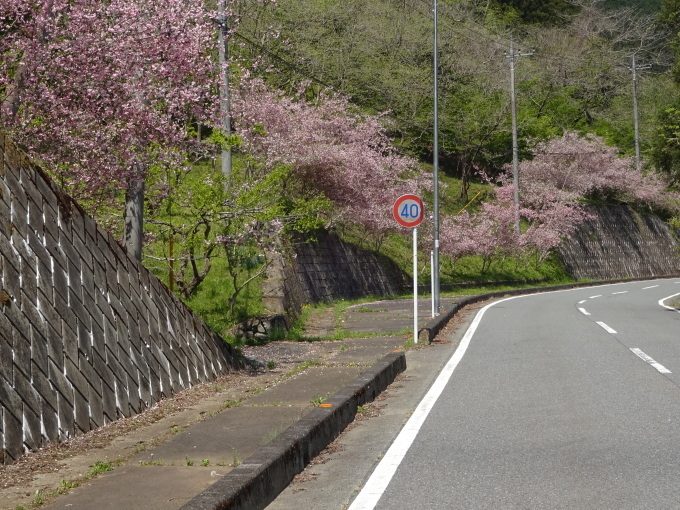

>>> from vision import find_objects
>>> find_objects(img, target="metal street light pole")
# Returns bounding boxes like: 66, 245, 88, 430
506, 37, 532, 235
509, 37, 520, 235
218, 0, 232, 178
432, 0, 440, 315
630, 54, 650, 173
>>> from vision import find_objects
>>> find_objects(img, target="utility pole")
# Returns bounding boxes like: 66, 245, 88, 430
506, 37, 532, 235
218, 0, 232, 178
630, 55, 651, 173
432, 0, 440, 315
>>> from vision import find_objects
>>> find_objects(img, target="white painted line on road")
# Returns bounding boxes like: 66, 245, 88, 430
347, 295, 521, 510
589, 295, 602, 299
612, 291, 628, 295
659, 293, 680, 313
643, 285, 659, 290
578, 299, 587, 304
578, 308, 590, 316
596, 321, 617, 334
630, 348, 672, 374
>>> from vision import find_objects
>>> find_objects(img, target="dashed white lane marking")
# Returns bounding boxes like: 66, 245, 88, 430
578, 308, 590, 316
589, 295, 602, 299
612, 291, 628, 295
597, 322, 617, 334
630, 348, 672, 374
643, 285, 659, 290
347, 295, 521, 510
578, 300, 587, 304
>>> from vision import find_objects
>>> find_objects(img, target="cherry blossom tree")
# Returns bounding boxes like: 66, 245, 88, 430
0, 0, 221, 259
519, 132, 680, 212
231, 79, 430, 241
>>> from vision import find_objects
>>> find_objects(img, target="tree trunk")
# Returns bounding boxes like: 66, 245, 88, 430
125, 170, 145, 262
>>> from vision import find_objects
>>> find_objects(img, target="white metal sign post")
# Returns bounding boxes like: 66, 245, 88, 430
393, 195, 424, 344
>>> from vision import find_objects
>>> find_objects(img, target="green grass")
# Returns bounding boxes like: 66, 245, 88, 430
181, 256, 265, 340
135, 163, 574, 346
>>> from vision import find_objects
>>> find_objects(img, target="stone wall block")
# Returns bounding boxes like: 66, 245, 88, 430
56, 392, 75, 439
30, 328, 48, 377
61, 317, 79, 365
31, 364, 58, 419
20, 263, 38, 305
2, 404, 22, 463
0, 335, 12, 380
41, 399, 60, 442
88, 383, 104, 429
73, 389, 90, 434
22, 404, 41, 451
102, 382, 117, 423
113, 373, 130, 419
0, 135, 239, 465
64, 357, 89, 406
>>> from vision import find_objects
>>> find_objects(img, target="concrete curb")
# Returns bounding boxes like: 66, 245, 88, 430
180, 351, 407, 510
420, 275, 680, 343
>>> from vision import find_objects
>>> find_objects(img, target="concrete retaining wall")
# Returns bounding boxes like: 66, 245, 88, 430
263, 231, 409, 317
558, 205, 680, 280
0, 134, 240, 465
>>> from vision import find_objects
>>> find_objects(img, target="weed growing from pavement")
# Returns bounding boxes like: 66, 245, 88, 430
185, 456, 194, 467
139, 460, 163, 466
283, 359, 320, 379
260, 424, 289, 445
58, 480, 76, 494
200, 459, 210, 467
32, 490, 45, 505
310, 395, 327, 406
353, 306, 388, 313
86, 460, 115, 478
231, 449, 242, 467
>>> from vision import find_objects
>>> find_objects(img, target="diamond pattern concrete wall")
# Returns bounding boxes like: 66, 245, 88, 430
262, 231, 410, 316
558, 204, 680, 280
0, 134, 240, 465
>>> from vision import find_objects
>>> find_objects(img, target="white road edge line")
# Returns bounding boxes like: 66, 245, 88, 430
347, 295, 520, 510
349, 279, 674, 510
630, 348, 672, 374
578, 308, 590, 316
596, 321, 617, 334
659, 293, 680, 313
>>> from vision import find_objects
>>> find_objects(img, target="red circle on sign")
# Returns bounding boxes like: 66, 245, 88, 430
393, 195, 424, 227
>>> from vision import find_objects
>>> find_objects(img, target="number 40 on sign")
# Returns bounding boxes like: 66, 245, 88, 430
393, 194, 424, 227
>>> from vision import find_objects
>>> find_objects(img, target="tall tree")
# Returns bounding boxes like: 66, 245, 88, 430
0, 0, 220, 259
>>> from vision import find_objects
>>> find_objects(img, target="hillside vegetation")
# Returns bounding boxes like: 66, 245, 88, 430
1, 0, 680, 338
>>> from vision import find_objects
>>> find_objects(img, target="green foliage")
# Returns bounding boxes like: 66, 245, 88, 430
652, 105, 680, 184
489, 0, 579, 26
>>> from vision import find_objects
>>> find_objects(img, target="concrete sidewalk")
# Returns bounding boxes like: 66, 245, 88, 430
19, 297, 461, 510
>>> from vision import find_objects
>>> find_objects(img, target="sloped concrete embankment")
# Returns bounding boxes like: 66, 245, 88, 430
559, 204, 680, 280
0, 134, 241, 466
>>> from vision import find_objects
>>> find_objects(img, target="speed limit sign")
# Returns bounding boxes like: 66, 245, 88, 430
393, 195, 424, 227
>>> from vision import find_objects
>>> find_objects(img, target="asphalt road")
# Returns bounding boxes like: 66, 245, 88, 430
269, 279, 680, 510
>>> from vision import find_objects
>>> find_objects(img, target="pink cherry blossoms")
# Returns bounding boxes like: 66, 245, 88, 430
231, 79, 430, 235
439, 132, 679, 270
0, 0, 219, 199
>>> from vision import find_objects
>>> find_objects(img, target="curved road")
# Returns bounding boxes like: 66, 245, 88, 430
266, 279, 680, 510
350, 279, 680, 509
